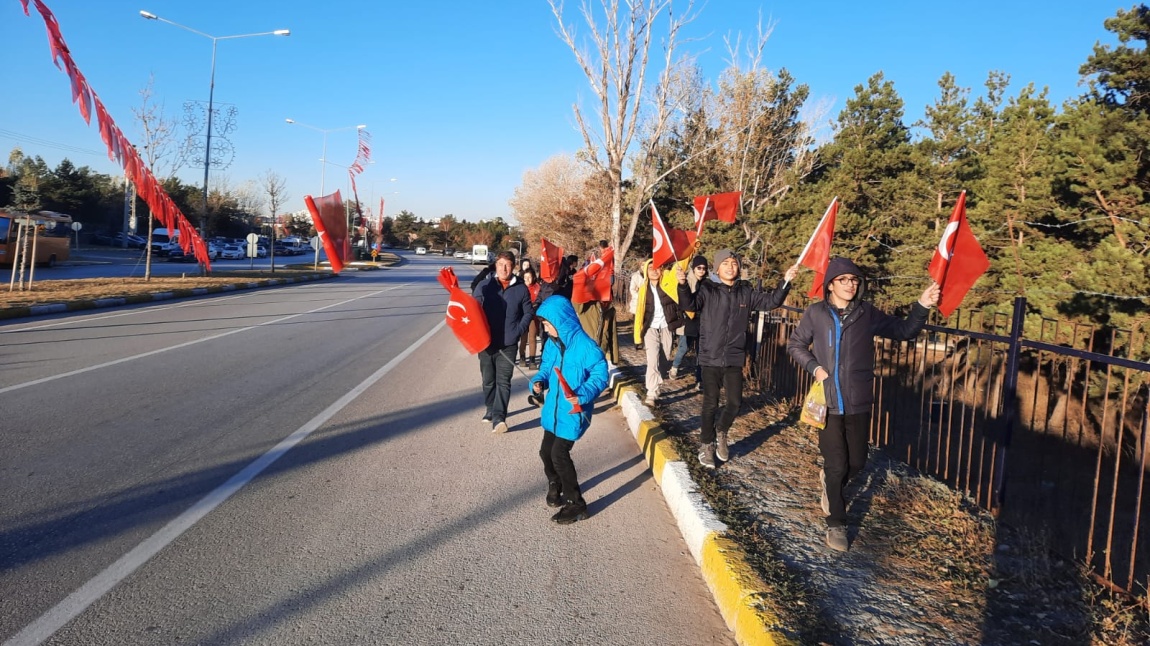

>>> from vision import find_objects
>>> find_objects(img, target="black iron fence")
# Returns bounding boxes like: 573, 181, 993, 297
749, 296, 1150, 593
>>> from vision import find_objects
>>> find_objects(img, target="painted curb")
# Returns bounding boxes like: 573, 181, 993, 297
608, 363, 798, 646
0, 273, 337, 321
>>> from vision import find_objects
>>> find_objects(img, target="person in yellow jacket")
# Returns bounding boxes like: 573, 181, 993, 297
633, 259, 683, 406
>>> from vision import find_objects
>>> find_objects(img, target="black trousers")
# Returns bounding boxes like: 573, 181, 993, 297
700, 365, 743, 444
819, 412, 870, 528
539, 431, 582, 504
478, 345, 515, 423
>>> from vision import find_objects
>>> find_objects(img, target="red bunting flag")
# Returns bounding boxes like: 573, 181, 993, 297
437, 267, 491, 354
539, 238, 564, 282
797, 197, 839, 299
571, 247, 614, 304
928, 191, 989, 317
304, 190, 349, 273
554, 367, 583, 413
693, 191, 741, 233
651, 202, 695, 268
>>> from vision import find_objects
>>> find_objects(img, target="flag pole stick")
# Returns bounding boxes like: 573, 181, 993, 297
790, 196, 838, 288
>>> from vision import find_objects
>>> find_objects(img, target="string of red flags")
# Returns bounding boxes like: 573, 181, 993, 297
797, 197, 839, 298
19, 0, 212, 268
436, 267, 491, 354
304, 191, 348, 274
554, 367, 583, 413
928, 191, 989, 317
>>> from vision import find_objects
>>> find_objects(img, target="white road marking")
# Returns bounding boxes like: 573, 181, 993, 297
0, 284, 414, 395
2, 318, 447, 646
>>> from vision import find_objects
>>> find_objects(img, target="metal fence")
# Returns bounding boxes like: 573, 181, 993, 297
749, 296, 1150, 593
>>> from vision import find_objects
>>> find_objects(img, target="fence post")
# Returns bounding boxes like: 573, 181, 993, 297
993, 296, 1027, 508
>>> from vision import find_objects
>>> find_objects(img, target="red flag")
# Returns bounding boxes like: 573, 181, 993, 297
797, 197, 839, 299
540, 238, 564, 282
554, 367, 583, 413
693, 191, 741, 231
304, 190, 349, 273
651, 203, 695, 268
928, 191, 989, 317
437, 267, 491, 354
571, 247, 614, 304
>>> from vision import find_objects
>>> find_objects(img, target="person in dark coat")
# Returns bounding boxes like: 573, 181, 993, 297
670, 255, 709, 387
473, 251, 534, 434
787, 256, 940, 552
677, 249, 798, 469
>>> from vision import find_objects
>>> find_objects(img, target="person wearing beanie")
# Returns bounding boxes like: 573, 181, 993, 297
787, 257, 940, 552
669, 255, 710, 386
676, 248, 799, 469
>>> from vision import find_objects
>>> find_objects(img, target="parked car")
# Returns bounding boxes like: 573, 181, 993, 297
415, 246, 428, 255
220, 244, 244, 260
443, 247, 456, 257
453, 251, 467, 259
167, 246, 196, 262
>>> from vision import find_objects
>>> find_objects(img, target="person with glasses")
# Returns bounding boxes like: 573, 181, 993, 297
787, 257, 940, 552
677, 249, 799, 469
669, 255, 711, 388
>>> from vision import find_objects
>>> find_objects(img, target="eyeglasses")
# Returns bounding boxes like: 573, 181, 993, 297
833, 276, 861, 286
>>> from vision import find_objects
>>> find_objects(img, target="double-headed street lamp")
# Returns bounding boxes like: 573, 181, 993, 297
139, 10, 289, 247
284, 120, 366, 196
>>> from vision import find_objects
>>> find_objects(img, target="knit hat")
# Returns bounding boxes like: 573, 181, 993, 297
713, 248, 739, 268
691, 255, 709, 269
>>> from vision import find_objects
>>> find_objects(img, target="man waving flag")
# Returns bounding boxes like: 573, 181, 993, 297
928, 191, 989, 317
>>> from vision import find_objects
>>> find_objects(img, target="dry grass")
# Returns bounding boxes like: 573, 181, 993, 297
0, 270, 328, 309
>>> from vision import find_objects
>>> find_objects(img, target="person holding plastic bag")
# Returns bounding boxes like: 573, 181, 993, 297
787, 257, 939, 552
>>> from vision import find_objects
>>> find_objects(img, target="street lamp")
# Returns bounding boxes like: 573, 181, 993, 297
139, 10, 289, 250
284, 120, 366, 196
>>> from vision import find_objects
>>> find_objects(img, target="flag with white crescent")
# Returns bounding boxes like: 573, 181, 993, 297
437, 267, 491, 353
928, 191, 989, 317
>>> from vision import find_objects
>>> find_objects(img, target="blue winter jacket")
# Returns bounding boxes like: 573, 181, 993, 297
529, 296, 609, 441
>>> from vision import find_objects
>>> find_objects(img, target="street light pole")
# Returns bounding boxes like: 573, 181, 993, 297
284, 120, 366, 196
140, 11, 289, 259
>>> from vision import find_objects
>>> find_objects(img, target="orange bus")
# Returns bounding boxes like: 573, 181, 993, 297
0, 210, 72, 268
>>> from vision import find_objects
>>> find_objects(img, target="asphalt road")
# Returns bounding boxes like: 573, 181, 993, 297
0, 253, 733, 645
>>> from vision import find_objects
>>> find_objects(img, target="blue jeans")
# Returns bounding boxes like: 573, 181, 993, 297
478, 345, 515, 424
672, 334, 696, 368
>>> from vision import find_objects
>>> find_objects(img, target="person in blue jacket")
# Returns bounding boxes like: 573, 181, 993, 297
787, 256, 939, 552
529, 295, 610, 525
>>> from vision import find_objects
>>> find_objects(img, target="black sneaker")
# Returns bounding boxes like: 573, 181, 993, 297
546, 481, 562, 508
551, 500, 588, 524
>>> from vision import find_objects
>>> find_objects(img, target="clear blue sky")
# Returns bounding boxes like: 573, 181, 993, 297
2, 0, 1123, 225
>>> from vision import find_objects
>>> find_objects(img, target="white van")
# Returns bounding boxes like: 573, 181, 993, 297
471, 244, 491, 265
151, 228, 178, 255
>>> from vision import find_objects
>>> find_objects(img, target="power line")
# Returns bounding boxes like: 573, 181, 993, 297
0, 128, 107, 158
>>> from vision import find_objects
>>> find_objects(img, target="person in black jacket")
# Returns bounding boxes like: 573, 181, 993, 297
473, 251, 535, 434
677, 249, 798, 469
670, 255, 710, 388
787, 256, 939, 552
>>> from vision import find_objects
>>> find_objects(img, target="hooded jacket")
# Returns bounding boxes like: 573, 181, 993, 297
529, 296, 610, 441
635, 259, 683, 341
678, 270, 791, 368
473, 272, 534, 349
786, 257, 929, 415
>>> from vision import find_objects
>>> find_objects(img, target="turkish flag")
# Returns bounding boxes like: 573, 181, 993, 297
437, 267, 491, 354
304, 190, 349, 274
554, 367, 583, 413
929, 191, 989, 317
692, 191, 741, 233
540, 238, 564, 282
797, 197, 838, 299
571, 247, 614, 304
651, 203, 696, 268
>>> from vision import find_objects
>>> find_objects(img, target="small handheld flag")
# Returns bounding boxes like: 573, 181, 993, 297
928, 191, 989, 317
554, 367, 583, 413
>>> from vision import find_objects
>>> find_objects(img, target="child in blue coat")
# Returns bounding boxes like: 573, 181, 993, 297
529, 296, 609, 524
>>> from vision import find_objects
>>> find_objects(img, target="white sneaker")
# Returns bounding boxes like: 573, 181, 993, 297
668, 367, 678, 379
492, 421, 509, 434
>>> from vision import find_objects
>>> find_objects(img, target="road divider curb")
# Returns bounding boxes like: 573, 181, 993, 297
607, 363, 797, 646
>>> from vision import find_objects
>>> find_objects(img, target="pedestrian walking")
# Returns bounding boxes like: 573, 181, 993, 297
529, 296, 610, 524
677, 249, 798, 469
633, 259, 682, 405
669, 255, 709, 387
786, 256, 940, 552
518, 267, 542, 368
473, 251, 534, 434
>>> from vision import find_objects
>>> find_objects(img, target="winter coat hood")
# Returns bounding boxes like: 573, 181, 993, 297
536, 295, 583, 349
530, 295, 610, 441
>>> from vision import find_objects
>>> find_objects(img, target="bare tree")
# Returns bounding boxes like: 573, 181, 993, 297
549, 0, 698, 262
132, 74, 184, 280
261, 170, 289, 272
509, 153, 611, 253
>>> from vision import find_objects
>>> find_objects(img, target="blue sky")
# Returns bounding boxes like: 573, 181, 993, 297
2, 1, 1122, 226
